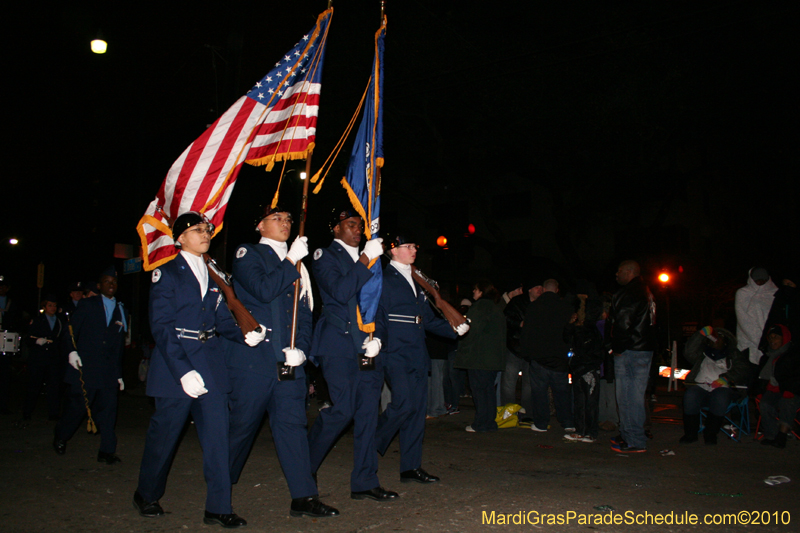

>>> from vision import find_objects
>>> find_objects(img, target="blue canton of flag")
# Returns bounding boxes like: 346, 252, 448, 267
342, 21, 385, 333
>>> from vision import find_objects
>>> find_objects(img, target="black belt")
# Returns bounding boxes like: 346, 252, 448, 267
388, 314, 421, 324
175, 328, 216, 342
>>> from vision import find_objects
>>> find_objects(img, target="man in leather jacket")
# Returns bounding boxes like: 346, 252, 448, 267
605, 260, 656, 453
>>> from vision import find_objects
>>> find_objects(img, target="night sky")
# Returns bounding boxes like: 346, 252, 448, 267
3, 1, 798, 332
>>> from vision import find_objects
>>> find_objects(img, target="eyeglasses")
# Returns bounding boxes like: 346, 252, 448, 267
264, 215, 293, 225
188, 226, 214, 236
396, 244, 419, 250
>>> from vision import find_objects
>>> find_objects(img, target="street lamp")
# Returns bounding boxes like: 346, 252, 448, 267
8, 238, 18, 245
91, 39, 107, 54
658, 271, 672, 368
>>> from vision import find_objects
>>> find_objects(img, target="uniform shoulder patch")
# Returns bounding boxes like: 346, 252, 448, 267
151, 269, 162, 283
313, 248, 323, 260
236, 246, 247, 259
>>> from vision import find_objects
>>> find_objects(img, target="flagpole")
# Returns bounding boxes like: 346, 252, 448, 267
288, 155, 313, 349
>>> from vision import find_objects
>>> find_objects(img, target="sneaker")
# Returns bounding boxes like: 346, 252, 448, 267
611, 442, 646, 453
564, 427, 576, 432
580, 436, 597, 443
609, 434, 626, 447
530, 424, 548, 432
518, 418, 533, 428
564, 433, 583, 441
465, 425, 476, 433
447, 407, 461, 415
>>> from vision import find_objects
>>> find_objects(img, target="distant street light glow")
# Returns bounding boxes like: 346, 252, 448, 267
91, 39, 107, 54
659, 273, 670, 283
9, 238, 18, 245
300, 172, 307, 180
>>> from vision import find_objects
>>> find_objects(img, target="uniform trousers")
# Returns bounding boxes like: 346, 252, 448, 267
136, 393, 232, 514
24, 358, 61, 418
228, 369, 317, 499
55, 386, 118, 453
376, 363, 427, 472
308, 356, 382, 492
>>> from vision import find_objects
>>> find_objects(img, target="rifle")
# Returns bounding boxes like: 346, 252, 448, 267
411, 268, 467, 330
203, 254, 261, 336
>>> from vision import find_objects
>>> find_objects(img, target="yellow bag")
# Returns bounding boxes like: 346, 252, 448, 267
495, 403, 522, 428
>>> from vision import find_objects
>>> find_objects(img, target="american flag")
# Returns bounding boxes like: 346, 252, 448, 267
343, 19, 385, 334
136, 8, 332, 271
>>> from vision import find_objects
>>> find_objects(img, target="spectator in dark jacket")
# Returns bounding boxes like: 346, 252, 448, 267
455, 280, 506, 433
563, 298, 605, 443
500, 281, 543, 424
519, 279, 575, 433
605, 260, 656, 453
759, 325, 800, 449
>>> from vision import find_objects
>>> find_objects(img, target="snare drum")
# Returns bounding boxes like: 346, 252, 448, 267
1, 331, 20, 353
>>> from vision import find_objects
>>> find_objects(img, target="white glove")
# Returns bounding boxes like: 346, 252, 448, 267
68, 351, 82, 370
362, 238, 384, 261
118, 378, 125, 391
36, 337, 48, 346
362, 337, 382, 358
282, 347, 307, 367
180, 370, 208, 398
456, 322, 470, 336
286, 236, 309, 264
245, 326, 267, 347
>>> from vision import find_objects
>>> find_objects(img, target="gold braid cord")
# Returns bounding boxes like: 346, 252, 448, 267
68, 324, 97, 434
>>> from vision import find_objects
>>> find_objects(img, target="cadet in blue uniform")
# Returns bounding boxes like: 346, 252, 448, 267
59, 282, 85, 324
133, 212, 265, 529
54, 267, 126, 464
306, 209, 395, 501
375, 235, 469, 483
25, 295, 65, 421
226, 206, 338, 519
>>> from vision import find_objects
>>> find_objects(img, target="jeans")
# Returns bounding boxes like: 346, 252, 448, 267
501, 351, 532, 415
444, 350, 466, 409
614, 350, 653, 448
573, 370, 601, 438
427, 360, 448, 416
683, 386, 731, 416
468, 369, 498, 432
759, 390, 800, 439
528, 360, 573, 430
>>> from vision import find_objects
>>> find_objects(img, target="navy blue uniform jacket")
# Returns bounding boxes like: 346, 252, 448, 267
310, 242, 383, 362
146, 254, 243, 398
377, 264, 456, 371
63, 295, 125, 389
227, 243, 312, 379
27, 313, 65, 364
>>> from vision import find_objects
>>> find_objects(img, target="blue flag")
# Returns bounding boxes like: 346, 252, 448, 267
342, 21, 385, 333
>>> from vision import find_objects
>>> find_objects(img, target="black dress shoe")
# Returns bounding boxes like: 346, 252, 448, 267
351, 486, 399, 501
400, 468, 440, 484
203, 511, 247, 528
53, 438, 67, 455
133, 491, 164, 518
290, 496, 339, 518
98, 451, 121, 464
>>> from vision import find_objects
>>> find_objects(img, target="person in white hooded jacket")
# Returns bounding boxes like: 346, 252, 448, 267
735, 267, 778, 368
